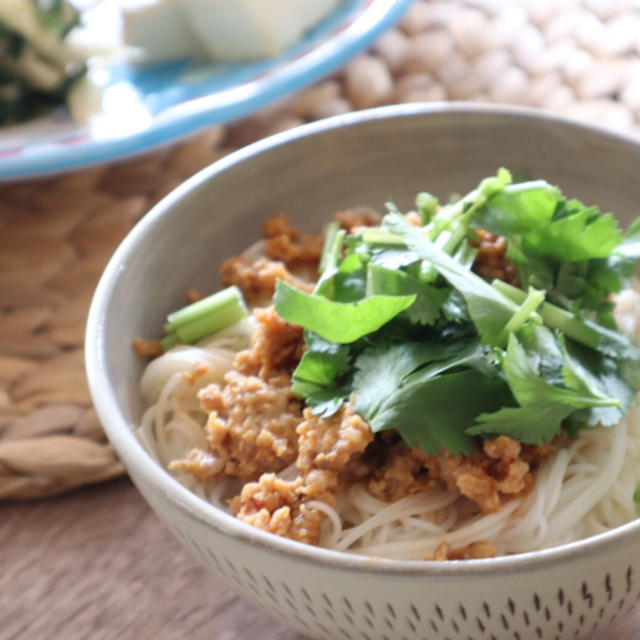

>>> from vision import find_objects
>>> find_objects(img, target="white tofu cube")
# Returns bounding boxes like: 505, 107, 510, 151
183, 0, 340, 60
122, 0, 205, 61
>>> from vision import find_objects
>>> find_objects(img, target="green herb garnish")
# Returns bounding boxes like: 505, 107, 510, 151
274, 280, 415, 344
275, 169, 640, 455
162, 285, 247, 351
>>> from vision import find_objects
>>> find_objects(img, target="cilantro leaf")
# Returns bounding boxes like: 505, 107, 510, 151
516, 323, 566, 385
369, 370, 512, 456
468, 404, 572, 444
562, 338, 637, 429
292, 333, 350, 387
309, 395, 348, 417
475, 183, 637, 326
289, 332, 352, 415
466, 327, 628, 444
493, 278, 640, 360
274, 280, 416, 344
473, 180, 561, 236
384, 212, 519, 346
522, 207, 622, 261
273, 170, 640, 455
441, 288, 471, 324
579, 317, 640, 360
503, 332, 621, 411
366, 263, 448, 325
353, 335, 510, 455
353, 341, 440, 420
317, 252, 368, 303
353, 335, 487, 419
616, 217, 640, 263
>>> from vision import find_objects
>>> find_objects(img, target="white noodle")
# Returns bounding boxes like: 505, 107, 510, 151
309, 501, 343, 549
136, 291, 640, 560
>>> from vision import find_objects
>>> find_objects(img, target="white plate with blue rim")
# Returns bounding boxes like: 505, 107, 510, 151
0, 0, 412, 182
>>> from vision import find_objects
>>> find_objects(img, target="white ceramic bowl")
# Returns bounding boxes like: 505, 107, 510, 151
86, 103, 640, 640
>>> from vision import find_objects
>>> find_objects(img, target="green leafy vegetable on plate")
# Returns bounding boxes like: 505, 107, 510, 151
0, 0, 85, 124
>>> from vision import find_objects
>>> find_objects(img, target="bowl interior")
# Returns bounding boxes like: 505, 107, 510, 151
88, 102, 640, 557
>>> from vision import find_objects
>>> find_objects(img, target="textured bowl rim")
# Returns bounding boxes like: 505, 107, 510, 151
86, 101, 640, 577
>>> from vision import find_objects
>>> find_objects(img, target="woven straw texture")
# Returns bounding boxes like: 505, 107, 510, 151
3, 0, 640, 499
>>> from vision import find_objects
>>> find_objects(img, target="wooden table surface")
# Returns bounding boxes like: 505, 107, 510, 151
1, 476, 638, 640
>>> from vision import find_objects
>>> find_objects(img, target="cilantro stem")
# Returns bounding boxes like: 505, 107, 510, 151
318, 221, 340, 274
327, 228, 346, 273
453, 241, 478, 269
315, 228, 346, 293
420, 221, 471, 283
416, 192, 438, 224
428, 168, 512, 238
538, 304, 601, 347
164, 285, 247, 349
417, 228, 469, 283
160, 333, 178, 352
442, 220, 468, 254
361, 228, 405, 247
363, 217, 465, 257
434, 230, 451, 249
492, 280, 600, 349
167, 285, 244, 327
496, 286, 545, 346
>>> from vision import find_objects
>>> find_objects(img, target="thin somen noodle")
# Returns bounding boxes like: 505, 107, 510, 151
136, 300, 640, 560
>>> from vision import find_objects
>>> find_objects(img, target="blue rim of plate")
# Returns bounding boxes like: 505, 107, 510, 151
0, 0, 413, 182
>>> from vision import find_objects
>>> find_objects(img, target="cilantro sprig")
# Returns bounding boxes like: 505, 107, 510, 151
275, 169, 640, 455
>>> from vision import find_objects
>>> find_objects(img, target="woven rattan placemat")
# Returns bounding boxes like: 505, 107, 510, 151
3, 0, 640, 500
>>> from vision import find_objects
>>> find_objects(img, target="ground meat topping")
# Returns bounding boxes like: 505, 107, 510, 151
472, 229, 520, 286
202, 370, 301, 481
263, 213, 299, 240
232, 472, 338, 544
404, 211, 422, 226
232, 401, 372, 544
133, 337, 163, 358
181, 362, 210, 386
484, 435, 532, 495
169, 449, 225, 483
172, 307, 305, 487
423, 539, 497, 561
349, 431, 538, 511
235, 306, 305, 379
333, 209, 381, 233
296, 400, 374, 474
185, 288, 204, 303
220, 256, 313, 307
262, 213, 324, 270
366, 444, 433, 502
172, 370, 302, 483
424, 435, 535, 514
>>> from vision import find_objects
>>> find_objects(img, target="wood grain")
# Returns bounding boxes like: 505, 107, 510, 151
0, 479, 305, 640
1, 478, 639, 640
